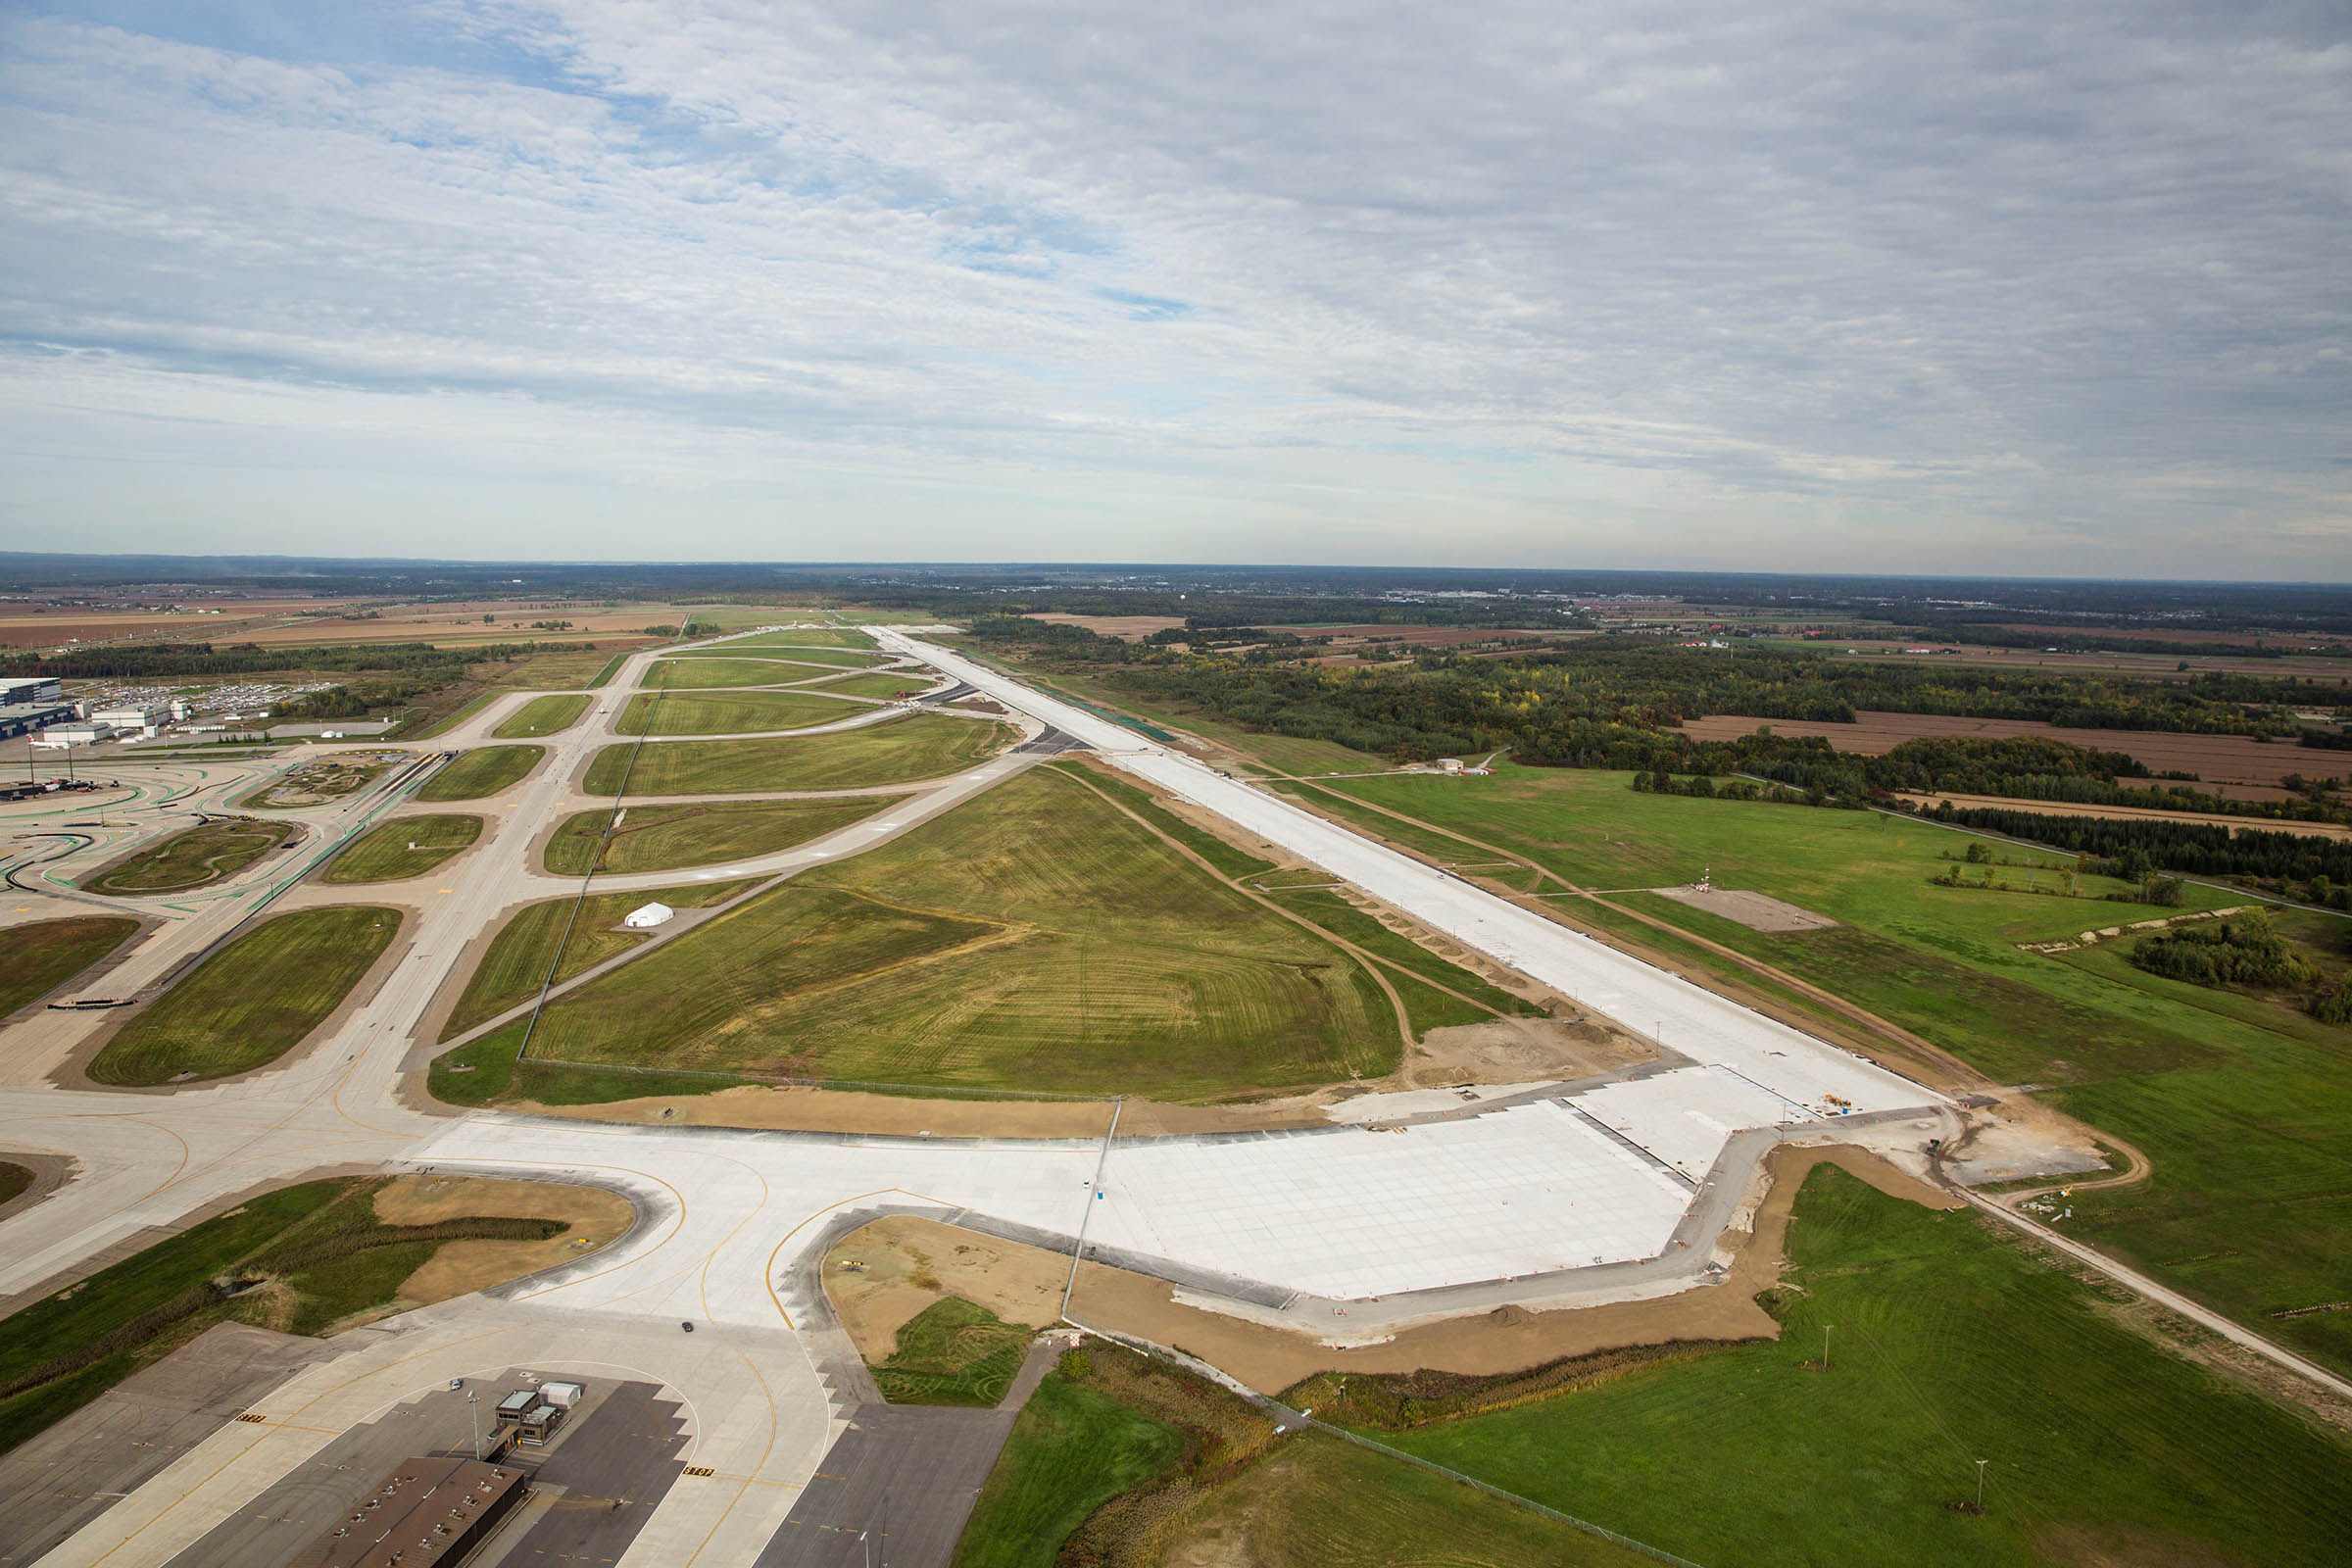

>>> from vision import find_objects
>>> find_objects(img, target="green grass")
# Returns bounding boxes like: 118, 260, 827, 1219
616, 689, 868, 735
476, 645, 634, 690
543, 796, 899, 875
872, 1297, 1033, 1406
319, 813, 481, 883
88, 906, 400, 1085
1056, 763, 1274, 879
586, 652, 627, 688
690, 629, 879, 654
435, 879, 757, 1042
954, 1377, 1184, 1568
1313, 764, 2352, 1376
415, 744, 544, 801
85, 818, 293, 896
492, 693, 591, 738
800, 670, 928, 700
1264, 885, 1548, 1036
582, 714, 1012, 796
519, 767, 1397, 1098
642, 658, 825, 690
986, 657, 1390, 775
429, 1030, 731, 1107
0, 916, 138, 1012
0, 1177, 562, 1454
1360, 1165, 2352, 1567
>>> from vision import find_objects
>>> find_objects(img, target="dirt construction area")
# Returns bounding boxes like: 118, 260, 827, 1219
1651, 885, 1838, 932
825, 1216, 1070, 1363
374, 1174, 636, 1305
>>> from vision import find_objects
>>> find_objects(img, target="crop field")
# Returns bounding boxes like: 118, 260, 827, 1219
0, 916, 138, 1013
415, 744, 543, 801
436, 879, 758, 1042
542, 796, 899, 875
85, 818, 293, 895
491, 693, 591, 737
1358, 1166, 2352, 1567
519, 767, 1397, 1097
321, 813, 481, 883
640, 657, 820, 689
0, 1177, 566, 1455
1302, 763, 2352, 1373
582, 713, 1012, 795
1680, 710, 2329, 788
616, 688, 868, 735
88, 906, 400, 1085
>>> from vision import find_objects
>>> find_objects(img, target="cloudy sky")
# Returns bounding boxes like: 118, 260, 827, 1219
1, 1, 2346, 577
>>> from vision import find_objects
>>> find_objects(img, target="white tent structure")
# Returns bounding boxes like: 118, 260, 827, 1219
622, 902, 674, 930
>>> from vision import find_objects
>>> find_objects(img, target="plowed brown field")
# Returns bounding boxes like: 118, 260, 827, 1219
1680, 710, 2335, 787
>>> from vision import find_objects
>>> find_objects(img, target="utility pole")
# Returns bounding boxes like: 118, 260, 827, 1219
1975, 1457, 1988, 1511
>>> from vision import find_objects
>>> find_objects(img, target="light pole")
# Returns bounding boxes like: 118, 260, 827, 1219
468, 1390, 480, 1461
1975, 1457, 1988, 1512
859, 1529, 871, 1568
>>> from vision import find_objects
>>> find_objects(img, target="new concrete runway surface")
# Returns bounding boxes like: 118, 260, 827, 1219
0, 627, 1969, 1566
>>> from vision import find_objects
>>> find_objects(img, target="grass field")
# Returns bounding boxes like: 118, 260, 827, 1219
0, 916, 138, 1013
415, 744, 544, 801
582, 714, 1012, 796
542, 796, 898, 875
1357, 1165, 2352, 1567
616, 689, 868, 735
872, 1298, 1034, 1406
320, 814, 481, 883
0, 1177, 564, 1455
85, 818, 293, 895
641, 657, 827, 689
436, 879, 758, 1042
953, 1377, 1183, 1568
518, 767, 1397, 1097
1305, 763, 2352, 1375
475, 645, 642, 691
1264, 885, 1549, 1036
800, 669, 929, 699
491, 693, 591, 738
692, 629, 879, 654
87, 906, 400, 1085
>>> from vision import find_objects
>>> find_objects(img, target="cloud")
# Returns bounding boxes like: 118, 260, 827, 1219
0, 0, 2346, 574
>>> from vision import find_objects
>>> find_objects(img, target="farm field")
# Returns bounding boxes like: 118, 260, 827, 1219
1306, 763, 2352, 1375
641, 657, 828, 689
616, 688, 870, 735
1360, 1166, 2352, 1568
84, 818, 292, 895
491, 693, 590, 738
0, 1176, 578, 1455
516, 765, 1398, 1097
435, 879, 756, 1044
88, 906, 400, 1085
582, 714, 1013, 795
542, 796, 899, 875
321, 813, 481, 883
0, 916, 139, 1014
1681, 710, 2334, 787
415, 744, 543, 801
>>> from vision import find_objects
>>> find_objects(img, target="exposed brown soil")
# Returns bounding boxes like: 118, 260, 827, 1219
375, 1174, 634, 1305
1679, 710, 2334, 787
1052, 1143, 1959, 1394
1402, 1017, 1652, 1086
1897, 791, 2351, 840
2032, 1525, 2243, 1568
823, 1216, 1072, 1363
506, 1083, 1340, 1138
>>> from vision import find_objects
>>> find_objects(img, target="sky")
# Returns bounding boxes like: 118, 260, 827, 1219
0, 2, 2347, 578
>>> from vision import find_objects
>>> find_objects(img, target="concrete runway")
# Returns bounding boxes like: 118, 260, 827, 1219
0, 623, 1972, 1565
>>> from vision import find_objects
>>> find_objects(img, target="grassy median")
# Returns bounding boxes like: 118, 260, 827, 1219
87, 906, 400, 1084
0, 916, 139, 1012
616, 688, 868, 736
415, 744, 544, 801
492, 693, 591, 738
518, 767, 1397, 1097
320, 814, 481, 883
543, 797, 899, 875
641, 657, 823, 689
582, 714, 1011, 796
85, 818, 293, 896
